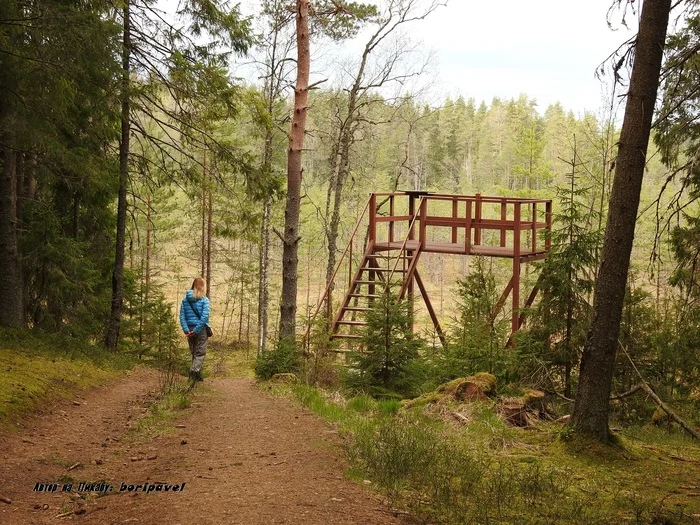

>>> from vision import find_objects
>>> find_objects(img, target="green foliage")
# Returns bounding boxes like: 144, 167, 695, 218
435, 257, 510, 383
311, 1, 379, 41
255, 337, 301, 380
283, 383, 700, 524
122, 283, 180, 360
517, 170, 602, 394
20, 169, 116, 340
346, 289, 424, 398
177, 0, 252, 52
302, 315, 342, 387
0, 1, 121, 337
656, 5, 700, 173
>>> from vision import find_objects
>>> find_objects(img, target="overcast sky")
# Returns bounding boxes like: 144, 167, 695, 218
173, 0, 642, 116
411, 0, 639, 114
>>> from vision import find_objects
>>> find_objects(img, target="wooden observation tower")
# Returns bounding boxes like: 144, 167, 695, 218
305, 191, 552, 347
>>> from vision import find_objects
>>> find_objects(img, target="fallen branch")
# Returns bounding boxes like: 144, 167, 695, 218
610, 383, 643, 401
638, 381, 699, 440
546, 390, 573, 403
620, 344, 699, 440
451, 411, 469, 424
547, 383, 642, 403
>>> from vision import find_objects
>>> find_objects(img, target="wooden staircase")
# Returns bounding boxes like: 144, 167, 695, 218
330, 242, 422, 340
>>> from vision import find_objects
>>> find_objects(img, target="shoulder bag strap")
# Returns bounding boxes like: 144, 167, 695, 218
187, 298, 202, 319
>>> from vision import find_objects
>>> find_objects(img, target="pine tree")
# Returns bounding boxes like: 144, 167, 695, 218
348, 288, 423, 398
571, 0, 672, 442
0, 1, 121, 330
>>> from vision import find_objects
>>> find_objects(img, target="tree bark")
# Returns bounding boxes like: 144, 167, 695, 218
0, 142, 23, 327
279, 0, 310, 341
106, 0, 131, 351
257, 197, 271, 355
324, 118, 356, 310
145, 193, 151, 305
570, 0, 671, 441
201, 153, 207, 279
206, 176, 213, 298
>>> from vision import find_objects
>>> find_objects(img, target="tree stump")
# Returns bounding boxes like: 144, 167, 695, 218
497, 389, 546, 427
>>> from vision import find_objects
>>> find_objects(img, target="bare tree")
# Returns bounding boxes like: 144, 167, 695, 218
322, 0, 444, 314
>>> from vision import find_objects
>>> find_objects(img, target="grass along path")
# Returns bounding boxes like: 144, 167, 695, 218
0, 347, 409, 525
281, 382, 700, 524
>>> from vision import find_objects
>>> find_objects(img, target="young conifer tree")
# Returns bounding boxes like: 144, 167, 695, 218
348, 287, 422, 398
522, 143, 602, 397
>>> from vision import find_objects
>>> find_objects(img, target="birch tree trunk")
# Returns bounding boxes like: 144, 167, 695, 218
258, 197, 271, 355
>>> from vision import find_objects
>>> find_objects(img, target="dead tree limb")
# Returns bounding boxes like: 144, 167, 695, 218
639, 382, 699, 440
621, 345, 699, 440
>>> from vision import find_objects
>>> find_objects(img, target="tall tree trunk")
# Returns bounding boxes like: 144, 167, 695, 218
145, 193, 151, 305
139, 193, 151, 351
258, 197, 271, 355
0, 142, 23, 327
206, 178, 213, 297
323, 138, 341, 317
201, 153, 207, 278
279, 0, 310, 341
324, 121, 355, 310
15, 152, 24, 230
564, 149, 576, 399
238, 269, 245, 342
105, 0, 131, 351
570, 0, 671, 441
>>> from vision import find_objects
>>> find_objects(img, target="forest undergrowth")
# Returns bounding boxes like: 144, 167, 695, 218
271, 380, 700, 525
0, 329, 135, 431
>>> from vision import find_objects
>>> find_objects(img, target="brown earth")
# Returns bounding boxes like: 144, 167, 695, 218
0, 368, 409, 525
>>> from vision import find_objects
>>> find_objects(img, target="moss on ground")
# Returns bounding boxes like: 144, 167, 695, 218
0, 328, 135, 431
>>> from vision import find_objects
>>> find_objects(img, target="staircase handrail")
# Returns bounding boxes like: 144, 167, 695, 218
302, 195, 372, 345
386, 196, 425, 286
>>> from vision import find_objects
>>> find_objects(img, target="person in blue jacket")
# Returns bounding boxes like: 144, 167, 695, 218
179, 277, 210, 382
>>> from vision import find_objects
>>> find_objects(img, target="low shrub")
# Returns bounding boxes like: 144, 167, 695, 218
255, 337, 301, 380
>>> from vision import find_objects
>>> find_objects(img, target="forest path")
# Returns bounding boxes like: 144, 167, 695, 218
0, 366, 407, 525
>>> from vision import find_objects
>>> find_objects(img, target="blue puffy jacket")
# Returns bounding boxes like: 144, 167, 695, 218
179, 290, 210, 335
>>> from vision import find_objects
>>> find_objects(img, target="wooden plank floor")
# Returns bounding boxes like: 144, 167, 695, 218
373, 240, 547, 259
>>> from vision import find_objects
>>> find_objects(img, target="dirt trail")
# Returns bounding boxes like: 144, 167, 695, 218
0, 369, 408, 525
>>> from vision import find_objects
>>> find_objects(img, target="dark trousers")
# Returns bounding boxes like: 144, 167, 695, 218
187, 330, 208, 373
